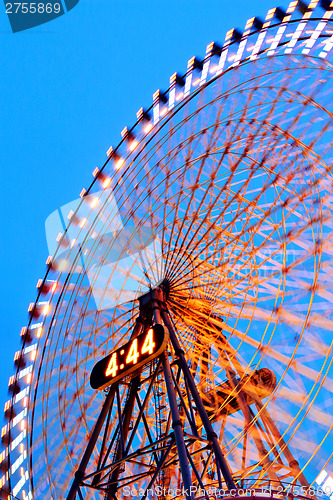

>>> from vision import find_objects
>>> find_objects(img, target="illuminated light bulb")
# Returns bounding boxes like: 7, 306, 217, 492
20, 467, 24, 477
160, 107, 168, 117
51, 282, 57, 293
90, 197, 99, 208
67, 210, 74, 220
56, 232, 63, 242
144, 123, 153, 134
31, 350, 37, 361
70, 239, 76, 248
80, 188, 86, 198
247, 45, 254, 52
23, 397, 28, 407
102, 177, 111, 188
22, 490, 27, 500
43, 304, 50, 315
20, 420, 25, 431
57, 259, 70, 273
79, 218, 87, 228
209, 64, 218, 73
176, 92, 184, 101
115, 158, 125, 170
26, 373, 32, 384
192, 78, 200, 86
129, 140, 138, 151
228, 55, 236, 61
19, 444, 24, 453
37, 327, 42, 338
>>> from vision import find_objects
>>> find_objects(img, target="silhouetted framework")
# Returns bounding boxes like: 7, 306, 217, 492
66, 284, 311, 500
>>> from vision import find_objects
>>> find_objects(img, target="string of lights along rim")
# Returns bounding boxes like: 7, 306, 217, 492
2, 1, 333, 499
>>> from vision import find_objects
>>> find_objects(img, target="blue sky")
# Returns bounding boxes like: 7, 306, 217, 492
0, 0, 289, 411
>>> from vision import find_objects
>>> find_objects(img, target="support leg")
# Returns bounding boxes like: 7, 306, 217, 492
162, 352, 193, 500
66, 384, 117, 500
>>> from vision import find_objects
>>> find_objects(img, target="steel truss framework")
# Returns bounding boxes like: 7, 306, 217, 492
66, 284, 311, 500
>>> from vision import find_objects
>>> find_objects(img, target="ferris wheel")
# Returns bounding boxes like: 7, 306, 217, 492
2, 1, 333, 499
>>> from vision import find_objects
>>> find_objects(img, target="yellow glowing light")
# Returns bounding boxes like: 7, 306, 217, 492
266, 8, 276, 20
144, 123, 153, 134
37, 327, 42, 338
245, 17, 255, 29
187, 56, 195, 68
286, 1, 297, 13
129, 140, 138, 151
192, 78, 200, 86
80, 188, 86, 198
90, 197, 99, 208
176, 92, 184, 101
26, 373, 32, 384
106, 146, 113, 157
20, 467, 24, 477
23, 397, 28, 407
67, 210, 74, 220
19, 444, 24, 453
160, 107, 168, 117
20, 420, 25, 431
43, 304, 50, 315
51, 283, 57, 293
31, 350, 37, 361
102, 177, 111, 189
115, 158, 125, 170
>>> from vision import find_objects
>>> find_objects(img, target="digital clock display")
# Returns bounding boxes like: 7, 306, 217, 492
90, 324, 169, 390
